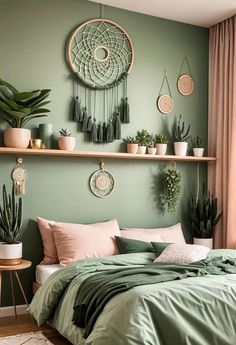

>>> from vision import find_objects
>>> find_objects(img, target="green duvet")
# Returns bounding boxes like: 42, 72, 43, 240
29, 250, 236, 345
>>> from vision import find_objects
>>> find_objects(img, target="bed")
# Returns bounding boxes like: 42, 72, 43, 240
29, 249, 236, 345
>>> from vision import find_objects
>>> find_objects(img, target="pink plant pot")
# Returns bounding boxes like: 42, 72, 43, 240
127, 143, 138, 154
4, 128, 31, 148
58, 137, 76, 150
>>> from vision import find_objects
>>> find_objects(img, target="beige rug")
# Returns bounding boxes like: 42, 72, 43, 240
0, 332, 53, 345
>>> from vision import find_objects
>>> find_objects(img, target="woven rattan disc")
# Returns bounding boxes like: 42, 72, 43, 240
157, 95, 173, 114
177, 74, 194, 96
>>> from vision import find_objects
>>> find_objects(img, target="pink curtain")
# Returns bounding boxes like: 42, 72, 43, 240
208, 15, 236, 249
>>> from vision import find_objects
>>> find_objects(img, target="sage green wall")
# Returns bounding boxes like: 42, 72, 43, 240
0, 0, 208, 306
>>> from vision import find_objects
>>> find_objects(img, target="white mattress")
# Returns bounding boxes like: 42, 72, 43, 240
36, 264, 60, 285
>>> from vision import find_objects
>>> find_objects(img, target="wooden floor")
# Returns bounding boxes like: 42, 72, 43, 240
0, 313, 71, 344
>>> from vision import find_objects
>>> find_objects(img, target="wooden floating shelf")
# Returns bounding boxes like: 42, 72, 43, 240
0, 147, 216, 162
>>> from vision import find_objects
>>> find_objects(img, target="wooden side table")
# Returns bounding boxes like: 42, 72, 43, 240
0, 260, 32, 317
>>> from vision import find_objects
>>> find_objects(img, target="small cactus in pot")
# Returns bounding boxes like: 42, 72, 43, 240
155, 133, 168, 155
58, 128, 76, 150
147, 138, 157, 155
173, 115, 191, 156
123, 136, 138, 154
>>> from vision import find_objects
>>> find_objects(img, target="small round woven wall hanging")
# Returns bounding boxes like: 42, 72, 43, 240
67, 18, 134, 89
157, 70, 173, 114
177, 57, 194, 96
89, 161, 115, 198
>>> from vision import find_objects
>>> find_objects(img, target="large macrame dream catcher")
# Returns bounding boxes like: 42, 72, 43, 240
66, 19, 134, 143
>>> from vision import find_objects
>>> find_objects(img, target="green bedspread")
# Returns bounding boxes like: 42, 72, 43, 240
29, 251, 236, 345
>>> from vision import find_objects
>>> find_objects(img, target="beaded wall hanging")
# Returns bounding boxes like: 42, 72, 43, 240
66, 18, 134, 143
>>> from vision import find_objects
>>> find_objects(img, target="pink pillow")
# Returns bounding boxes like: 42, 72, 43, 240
37, 217, 58, 264
121, 223, 185, 244
50, 219, 120, 266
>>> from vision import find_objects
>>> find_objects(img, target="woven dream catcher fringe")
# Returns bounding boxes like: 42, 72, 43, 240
67, 18, 134, 144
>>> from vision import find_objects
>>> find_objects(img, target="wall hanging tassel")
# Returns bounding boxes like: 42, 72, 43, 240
107, 118, 114, 142
82, 107, 88, 132
103, 122, 107, 142
98, 123, 103, 143
73, 96, 82, 122
87, 116, 93, 132
11, 158, 27, 195
91, 118, 98, 142
123, 97, 130, 123
114, 112, 121, 139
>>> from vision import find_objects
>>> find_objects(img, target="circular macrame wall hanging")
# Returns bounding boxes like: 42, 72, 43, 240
67, 18, 134, 89
177, 57, 194, 96
89, 162, 115, 198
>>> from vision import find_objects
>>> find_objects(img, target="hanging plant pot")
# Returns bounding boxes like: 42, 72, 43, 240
174, 142, 188, 156
0, 242, 22, 265
4, 128, 31, 149
193, 238, 213, 250
58, 137, 76, 150
193, 148, 204, 157
156, 143, 167, 155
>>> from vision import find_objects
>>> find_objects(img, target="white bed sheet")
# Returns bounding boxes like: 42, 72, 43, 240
36, 264, 60, 285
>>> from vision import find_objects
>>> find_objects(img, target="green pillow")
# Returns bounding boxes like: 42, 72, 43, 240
151, 242, 171, 257
115, 236, 154, 254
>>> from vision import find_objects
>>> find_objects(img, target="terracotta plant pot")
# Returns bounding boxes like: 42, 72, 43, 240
193, 237, 213, 250
174, 142, 188, 156
193, 148, 204, 157
58, 137, 76, 150
155, 143, 167, 155
127, 143, 138, 154
148, 147, 157, 155
4, 128, 31, 148
0, 241, 22, 265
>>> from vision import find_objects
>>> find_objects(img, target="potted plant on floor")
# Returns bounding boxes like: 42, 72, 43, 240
0, 78, 51, 148
173, 114, 190, 156
188, 186, 223, 249
155, 133, 168, 155
0, 185, 23, 265
136, 129, 151, 154
192, 136, 204, 157
58, 129, 76, 150
123, 136, 138, 154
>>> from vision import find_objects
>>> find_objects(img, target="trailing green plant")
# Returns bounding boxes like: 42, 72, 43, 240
192, 135, 202, 148
0, 78, 51, 128
59, 128, 72, 137
136, 129, 151, 146
188, 186, 223, 238
161, 167, 182, 214
174, 114, 190, 142
0, 185, 22, 244
123, 136, 138, 144
155, 133, 168, 144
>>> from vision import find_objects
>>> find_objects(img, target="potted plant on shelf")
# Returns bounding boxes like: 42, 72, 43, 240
192, 136, 204, 157
123, 136, 138, 154
58, 129, 76, 150
147, 138, 157, 155
155, 133, 168, 155
188, 186, 223, 249
0, 185, 23, 265
173, 114, 190, 156
136, 129, 151, 154
0, 78, 51, 148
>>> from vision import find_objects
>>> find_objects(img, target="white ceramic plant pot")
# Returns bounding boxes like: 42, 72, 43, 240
174, 142, 188, 156
4, 128, 31, 149
193, 237, 213, 250
138, 146, 147, 154
155, 143, 167, 155
0, 242, 22, 265
193, 148, 204, 157
148, 147, 157, 155
58, 137, 76, 150
127, 143, 138, 154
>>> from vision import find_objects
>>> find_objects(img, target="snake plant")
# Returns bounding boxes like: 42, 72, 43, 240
0, 78, 51, 128
0, 185, 23, 244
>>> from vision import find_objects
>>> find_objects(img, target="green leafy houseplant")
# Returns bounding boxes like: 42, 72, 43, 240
59, 128, 72, 137
192, 135, 202, 148
161, 168, 182, 214
0, 185, 22, 244
155, 133, 168, 144
136, 129, 151, 146
174, 114, 190, 142
188, 187, 223, 239
123, 136, 138, 144
0, 78, 51, 128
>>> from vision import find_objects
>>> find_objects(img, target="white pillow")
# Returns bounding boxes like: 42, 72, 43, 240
154, 244, 210, 264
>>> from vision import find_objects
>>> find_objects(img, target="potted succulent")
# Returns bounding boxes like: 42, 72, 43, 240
188, 186, 223, 249
123, 136, 138, 154
147, 138, 157, 155
0, 185, 23, 265
192, 136, 204, 157
136, 129, 151, 154
58, 129, 76, 150
155, 133, 168, 155
0, 78, 51, 148
173, 114, 190, 156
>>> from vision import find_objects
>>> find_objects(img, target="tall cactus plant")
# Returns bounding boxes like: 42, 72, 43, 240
0, 185, 22, 244
174, 114, 191, 142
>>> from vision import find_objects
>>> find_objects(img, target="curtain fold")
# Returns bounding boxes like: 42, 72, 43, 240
208, 15, 236, 248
